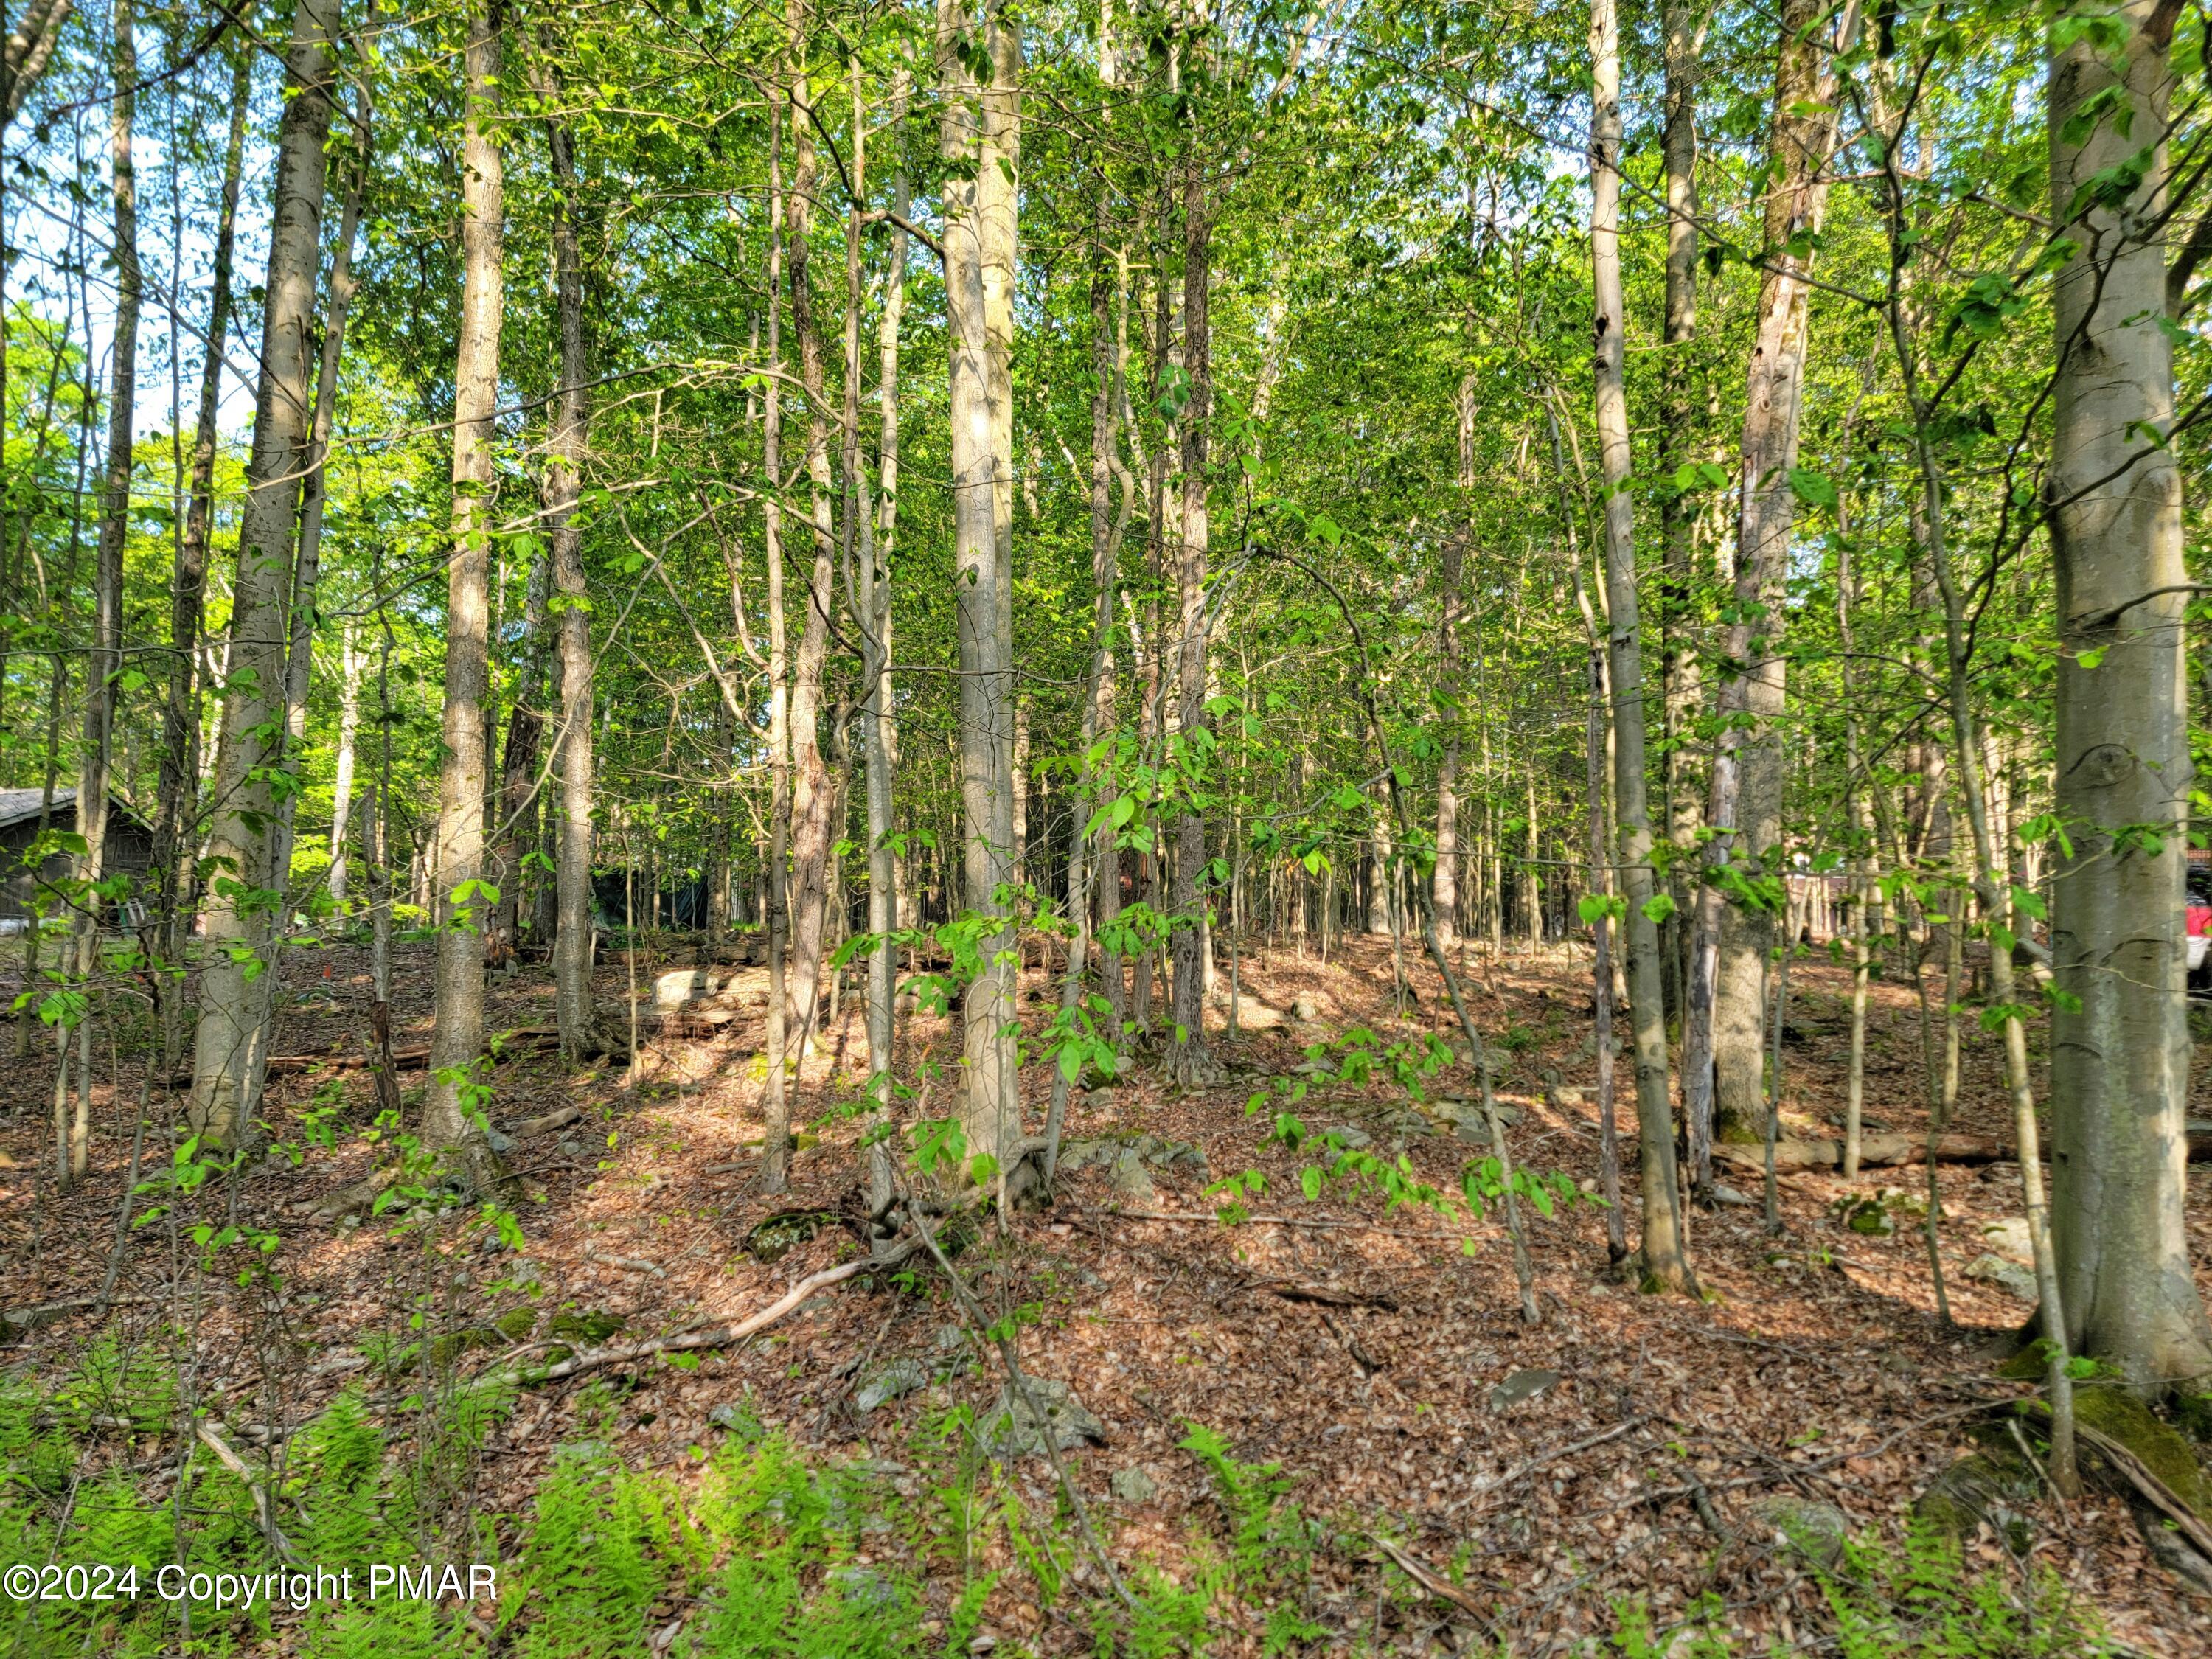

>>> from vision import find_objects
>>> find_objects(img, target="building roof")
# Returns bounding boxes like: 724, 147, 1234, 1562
0, 787, 152, 838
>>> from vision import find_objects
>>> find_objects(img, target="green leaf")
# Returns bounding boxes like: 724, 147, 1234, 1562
1641, 894, 1677, 925
1787, 467, 1838, 509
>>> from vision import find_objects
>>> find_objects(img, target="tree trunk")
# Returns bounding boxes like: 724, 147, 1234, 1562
538, 58, 598, 1063
1168, 147, 1220, 1087
939, 0, 1023, 1174
422, 0, 507, 1180
784, 5, 841, 1099
853, 51, 909, 1230
0, 0, 71, 127
1656, 0, 1704, 1026
2048, 0, 2212, 1389
66, 0, 139, 1185
761, 89, 795, 1191
1694, 0, 1851, 1156
189, 0, 337, 1148
1590, 0, 1694, 1290
1434, 375, 1473, 942
155, 39, 249, 951
488, 543, 550, 961
270, 96, 368, 912
327, 625, 362, 904
1046, 206, 1134, 1179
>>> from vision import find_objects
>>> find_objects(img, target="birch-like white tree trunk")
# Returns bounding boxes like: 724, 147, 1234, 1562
189, 0, 337, 1149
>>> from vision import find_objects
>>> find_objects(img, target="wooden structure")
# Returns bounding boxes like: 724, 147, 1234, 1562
0, 787, 156, 923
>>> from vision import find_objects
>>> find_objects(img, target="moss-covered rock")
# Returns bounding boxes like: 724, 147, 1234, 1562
2075, 1385, 2212, 1521
495, 1307, 539, 1342
1911, 1450, 2037, 1548
550, 1310, 625, 1344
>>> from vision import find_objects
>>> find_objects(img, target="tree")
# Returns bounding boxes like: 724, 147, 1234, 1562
189, 0, 338, 1150
422, 0, 508, 1181
2047, 0, 2212, 1390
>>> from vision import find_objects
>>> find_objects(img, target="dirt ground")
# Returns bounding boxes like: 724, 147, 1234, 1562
3, 928, 2209, 1654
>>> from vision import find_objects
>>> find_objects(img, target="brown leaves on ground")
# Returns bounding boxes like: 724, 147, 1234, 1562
2, 930, 2208, 1654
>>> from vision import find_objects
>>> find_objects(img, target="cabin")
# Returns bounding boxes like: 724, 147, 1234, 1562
0, 787, 156, 924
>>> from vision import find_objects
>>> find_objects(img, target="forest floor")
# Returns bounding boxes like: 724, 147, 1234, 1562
2, 928, 2210, 1655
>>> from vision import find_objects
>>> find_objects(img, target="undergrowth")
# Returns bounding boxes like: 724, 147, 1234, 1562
0, 1346, 2118, 1657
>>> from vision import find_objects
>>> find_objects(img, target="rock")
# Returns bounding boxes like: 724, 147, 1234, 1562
1545, 1084, 1586, 1110
2134, 1502, 2212, 1596
1489, 1368, 1561, 1411
1710, 1185, 1755, 1208
977, 1377, 1105, 1459
1746, 1495, 1851, 1569
1913, 1452, 2036, 1548
854, 1357, 929, 1414
1962, 1253, 2038, 1302
1293, 994, 1321, 1022
707, 1403, 750, 1433
1108, 1148, 1158, 1203
484, 1127, 515, 1156
1324, 1124, 1372, 1150
653, 968, 716, 1008
1980, 1217, 2034, 1264
933, 1322, 967, 1353
1109, 1464, 1158, 1504
2075, 1384, 2212, 1520
555, 1136, 583, 1161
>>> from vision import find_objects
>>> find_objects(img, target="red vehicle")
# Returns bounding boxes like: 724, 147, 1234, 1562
2189, 866, 2212, 992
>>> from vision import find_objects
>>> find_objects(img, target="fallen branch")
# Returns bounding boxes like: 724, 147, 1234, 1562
1447, 1416, 1650, 1517
1093, 1206, 1462, 1242
196, 1420, 296, 1562
512, 1102, 582, 1138
2074, 1421, 2212, 1562
1715, 1123, 2212, 1173
1372, 1534, 1505, 1626
584, 1245, 665, 1279
1258, 1281, 1399, 1312
1, 1293, 155, 1336
493, 1242, 917, 1388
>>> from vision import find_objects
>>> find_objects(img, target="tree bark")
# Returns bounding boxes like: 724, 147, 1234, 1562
2048, 0, 2212, 1389
488, 543, 549, 961
422, 0, 507, 1179
1590, 0, 1694, 1290
1691, 0, 1852, 1165
1168, 142, 1220, 1087
761, 89, 795, 1191
327, 625, 361, 904
68, 0, 139, 1185
939, 0, 1023, 1173
537, 55, 598, 1064
155, 39, 250, 951
1656, 0, 1704, 1023
0, 0, 71, 127
189, 0, 337, 1149
784, 3, 841, 1102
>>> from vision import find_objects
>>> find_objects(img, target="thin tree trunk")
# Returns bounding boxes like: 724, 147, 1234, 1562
761, 88, 795, 1191
189, 0, 337, 1149
487, 543, 549, 961
1589, 0, 1693, 1290
0, 0, 71, 127
155, 39, 249, 952
939, 0, 1023, 1175
1655, 0, 1705, 1025
327, 626, 361, 904
68, 0, 139, 1185
1698, 0, 1855, 1152
422, 0, 507, 1180
269, 80, 368, 914
783, 2, 841, 1104
844, 49, 902, 1234
537, 54, 598, 1063
1167, 138, 1220, 1087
